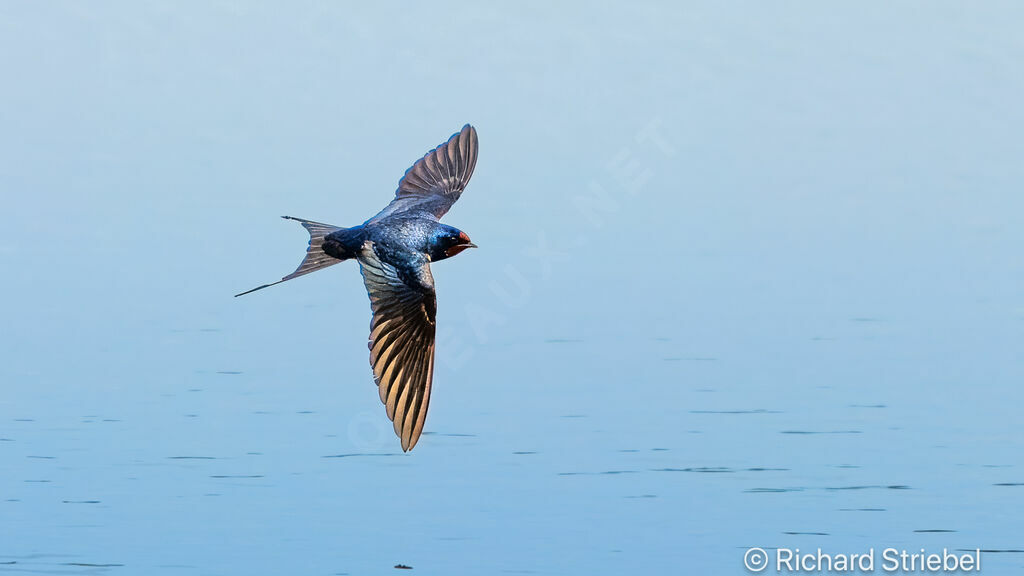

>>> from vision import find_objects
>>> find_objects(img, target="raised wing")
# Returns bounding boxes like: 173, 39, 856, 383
357, 243, 437, 451
368, 124, 478, 223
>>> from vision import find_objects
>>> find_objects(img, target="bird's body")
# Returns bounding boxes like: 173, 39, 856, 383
237, 125, 479, 451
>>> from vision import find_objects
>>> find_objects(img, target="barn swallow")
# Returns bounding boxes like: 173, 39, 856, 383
237, 125, 479, 451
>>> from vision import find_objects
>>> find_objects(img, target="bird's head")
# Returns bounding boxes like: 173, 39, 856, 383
429, 226, 477, 262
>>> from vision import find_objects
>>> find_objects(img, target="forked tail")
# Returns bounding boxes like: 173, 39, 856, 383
235, 216, 349, 297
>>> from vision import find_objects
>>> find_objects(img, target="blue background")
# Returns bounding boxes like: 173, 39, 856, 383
1, 2, 1022, 574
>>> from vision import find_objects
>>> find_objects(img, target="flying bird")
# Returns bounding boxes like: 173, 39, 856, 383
236, 125, 479, 451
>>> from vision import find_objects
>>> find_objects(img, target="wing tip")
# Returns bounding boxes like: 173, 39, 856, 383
401, 432, 420, 452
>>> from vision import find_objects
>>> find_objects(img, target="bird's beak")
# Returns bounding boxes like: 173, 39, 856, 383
466, 242, 478, 249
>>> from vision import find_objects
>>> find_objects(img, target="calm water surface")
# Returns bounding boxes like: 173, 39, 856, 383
1, 3, 1022, 575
